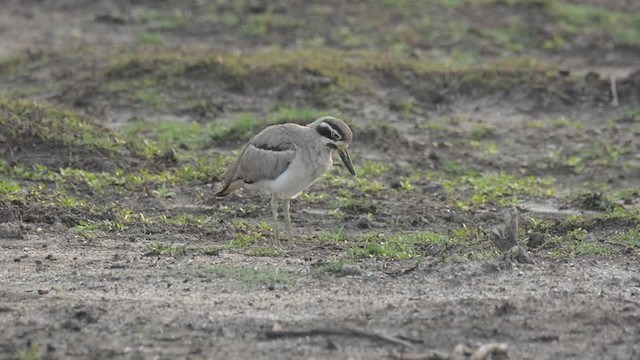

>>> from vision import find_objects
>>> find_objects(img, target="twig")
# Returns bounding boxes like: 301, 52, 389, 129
623, 298, 640, 307
603, 240, 631, 248
265, 327, 415, 348
392, 351, 449, 360
611, 75, 619, 107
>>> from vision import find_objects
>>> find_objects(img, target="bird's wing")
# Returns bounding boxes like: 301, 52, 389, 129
235, 141, 298, 183
218, 125, 299, 194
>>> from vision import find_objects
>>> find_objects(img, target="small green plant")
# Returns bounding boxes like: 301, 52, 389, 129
442, 171, 555, 209
242, 14, 271, 36
310, 259, 355, 275
569, 192, 618, 213
299, 192, 328, 203
145, 242, 187, 256
209, 113, 262, 141
73, 220, 99, 240
0, 179, 23, 203
316, 227, 346, 243
399, 177, 415, 191
231, 232, 263, 248
573, 242, 611, 256
200, 246, 222, 256
471, 124, 497, 140
157, 9, 189, 30
335, 195, 377, 214
132, 88, 167, 109
266, 106, 322, 124
152, 183, 176, 199
57, 194, 87, 208
15, 343, 41, 360
611, 227, 640, 248
358, 159, 389, 177
137, 32, 165, 45
349, 231, 455, 260
247, 246, 285, 257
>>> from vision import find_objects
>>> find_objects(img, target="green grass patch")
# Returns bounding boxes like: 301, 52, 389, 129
119, 108, 326, 149
568, 192, 619, 213
199, 246, 223, 256
547, 2, 640, 46
611, 226, 640, 249
145, 242, 187, 256
0, 98, 136, 156
357, 159, 389, 177
159, 213, 210, 226
2, 156, 229, 198
441, 171, 555, 209
208, 265, 295, 286
348, 231, 460, 260
120, 119, 211, 149
0, 52, 51, 77
0, 179, 23, 203
14, 343, 42, 360
316, 227, 347, 243
73, 220, 100, 240
228, 220, 271, 248
246, 246, 285, 257
137, 32, 165, 45
524, 208, 640, 255
103, 49, 562, 103
132, 88, 167, 108
310, 259, 356, 275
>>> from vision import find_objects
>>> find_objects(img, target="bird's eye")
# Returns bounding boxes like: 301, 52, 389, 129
331, 130, 342, 141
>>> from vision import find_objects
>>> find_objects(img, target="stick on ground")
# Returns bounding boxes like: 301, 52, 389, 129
264, 327, 415, 348
611, 75, 619, 107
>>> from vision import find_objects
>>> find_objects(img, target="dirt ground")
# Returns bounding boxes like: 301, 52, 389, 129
1, 1, 640, 359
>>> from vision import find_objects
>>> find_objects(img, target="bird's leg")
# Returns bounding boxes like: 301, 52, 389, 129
271, 194, 280, 246
284, 198, 293, 241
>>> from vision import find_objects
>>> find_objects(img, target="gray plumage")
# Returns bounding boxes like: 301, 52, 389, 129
216, 116, 355, 244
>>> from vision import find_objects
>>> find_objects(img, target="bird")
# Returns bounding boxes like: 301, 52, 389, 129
216, 116, 356, 245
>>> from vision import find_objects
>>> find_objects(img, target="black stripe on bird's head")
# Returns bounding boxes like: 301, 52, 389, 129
312, 116, 353, 144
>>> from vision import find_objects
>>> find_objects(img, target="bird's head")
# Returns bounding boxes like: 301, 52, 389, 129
309, 116, 356, 176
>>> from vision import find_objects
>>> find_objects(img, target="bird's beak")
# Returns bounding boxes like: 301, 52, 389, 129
337, 145, 356, 176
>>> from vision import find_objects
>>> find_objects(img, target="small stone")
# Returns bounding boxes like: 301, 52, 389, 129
340, 264, 363, 276
356, 216, 371, 229
38, 288, 50, 295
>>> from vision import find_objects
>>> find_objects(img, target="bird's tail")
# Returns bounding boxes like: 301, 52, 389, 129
215, 184, 230, 197
216, 179, 243, 197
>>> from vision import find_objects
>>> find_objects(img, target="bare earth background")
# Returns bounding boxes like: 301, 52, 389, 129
1, 0, 640, 359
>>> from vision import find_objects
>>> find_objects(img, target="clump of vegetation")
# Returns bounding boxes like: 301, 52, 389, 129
0, 99, 140, 169
310, 259, 357, 275
440, 171, 555, 209
348, 229, 492, 260
524, 209, 640, 255
0, 178, 23, 204
0, 97, 143, 169
14, 342, 41, 360
246, 246, 285, 257
145, 242, 187, 256
568, 192, 619, 213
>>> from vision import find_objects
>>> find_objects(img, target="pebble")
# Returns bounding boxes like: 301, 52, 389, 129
356, 216, 371, 229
